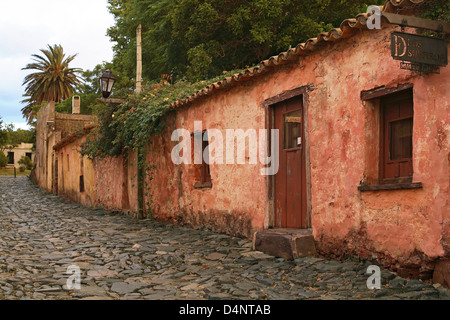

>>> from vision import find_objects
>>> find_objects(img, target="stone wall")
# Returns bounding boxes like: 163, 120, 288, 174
32, 101, 55, 192
93, 153, 138, 213
32, 102, 94, 193
54, 135, 138, 214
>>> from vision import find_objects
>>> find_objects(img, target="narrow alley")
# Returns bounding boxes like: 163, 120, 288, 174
0, 176, 448, 300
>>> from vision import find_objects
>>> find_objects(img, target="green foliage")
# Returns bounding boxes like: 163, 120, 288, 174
0, 117, 18, 152
105, 0, 378, 88
81, 71, 242, 159
418, 0, 450, 40
0, 117, 8, 151
0, 152, 7, 168
21, 44, 83, 123
8, 128, 34, 145
82, 0, 389, 159
0, 116, 36, 152
18, 155, 33, 170
420, 0, 449, 22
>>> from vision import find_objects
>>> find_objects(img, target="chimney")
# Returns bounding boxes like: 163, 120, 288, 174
72, 95, 81, 114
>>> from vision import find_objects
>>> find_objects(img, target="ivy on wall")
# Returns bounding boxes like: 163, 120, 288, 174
80, 71, 242, 160
81, 0, 450, 160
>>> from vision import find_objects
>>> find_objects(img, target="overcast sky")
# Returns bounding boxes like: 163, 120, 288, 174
0, 0, 115, 129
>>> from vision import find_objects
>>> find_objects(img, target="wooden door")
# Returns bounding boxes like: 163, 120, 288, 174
274, 96, 307, 228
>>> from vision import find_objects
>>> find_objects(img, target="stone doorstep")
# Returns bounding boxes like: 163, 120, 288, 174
253, 229, 317, 260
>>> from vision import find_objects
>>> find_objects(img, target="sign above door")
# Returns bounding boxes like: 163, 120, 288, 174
391, 31, 448, 74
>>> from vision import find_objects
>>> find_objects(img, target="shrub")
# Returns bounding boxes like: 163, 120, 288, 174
18, 155, 33, 170
0, 152, 8, 168
19, 165, 26, 172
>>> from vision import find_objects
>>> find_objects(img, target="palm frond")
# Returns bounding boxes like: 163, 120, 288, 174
21, 44, 83, 123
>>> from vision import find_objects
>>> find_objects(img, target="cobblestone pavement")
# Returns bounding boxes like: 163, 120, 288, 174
0, 176, 449, 300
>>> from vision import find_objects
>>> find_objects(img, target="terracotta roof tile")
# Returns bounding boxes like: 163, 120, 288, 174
53, 124, 96, 151
383, 0, 427, 12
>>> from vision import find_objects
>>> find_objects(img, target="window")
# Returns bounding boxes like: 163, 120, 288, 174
26, 153, 32, 160
359, 85, 421, 191
79, 175, 85, 193
201, 130, 211, 184
283, 109, 302, 149
193, 130, 212, 188
380, 90, 414, 184
8, 152, 14, 164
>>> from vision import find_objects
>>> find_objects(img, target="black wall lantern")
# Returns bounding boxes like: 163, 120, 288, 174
100, 69, 116, 98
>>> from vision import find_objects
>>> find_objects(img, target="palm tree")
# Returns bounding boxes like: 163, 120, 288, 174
21, 44, 82, 122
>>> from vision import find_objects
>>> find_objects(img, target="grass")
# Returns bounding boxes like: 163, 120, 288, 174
0, 168, 31, 176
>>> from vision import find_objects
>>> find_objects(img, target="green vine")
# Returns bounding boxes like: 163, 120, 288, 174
418, 0, 450, 40
79, 70, 245, 219
80, 70, 243, 160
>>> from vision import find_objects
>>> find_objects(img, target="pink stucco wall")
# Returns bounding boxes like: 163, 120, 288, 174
94, 153, 138, 213
145, 84, 268, 238
51, 23, 448, 276
144, 24, 449, 275
55, 137, 138, 213
57, 138, 96, 208
302, 27, 449, 276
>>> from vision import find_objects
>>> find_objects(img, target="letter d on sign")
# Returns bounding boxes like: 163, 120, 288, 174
66, 265, 81, 290
366, 265, 381, 290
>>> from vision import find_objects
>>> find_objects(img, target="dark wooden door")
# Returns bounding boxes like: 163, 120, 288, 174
54, 158, 58, 195
274, 96, 307, 228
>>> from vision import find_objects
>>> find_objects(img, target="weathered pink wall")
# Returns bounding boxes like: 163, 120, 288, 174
94, 153, 138, 213
55, 136, 138, 214
145, 85, 268, 238
144, 24, 449, 276
48, 23, 448, 277
57, 137, 96, 207
32, 102, 94, 193
302, 26, 449, 277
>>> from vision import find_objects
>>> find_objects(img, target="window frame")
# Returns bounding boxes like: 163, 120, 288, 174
379, 90, 414, 184
7, 152, 14, 165
193, 130, 212, 189
201, 130, 212, 184
358, 84, 422, 191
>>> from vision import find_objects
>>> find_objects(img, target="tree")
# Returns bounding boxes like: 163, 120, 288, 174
18, 155, 33, 170
0, 153, 7, 168
105, 0, 384, 85
0, 117, 17, 153
0, 117, 16, 168
21, 44, 83, 122
106, 0, 178, 90
0, 117, 7, 151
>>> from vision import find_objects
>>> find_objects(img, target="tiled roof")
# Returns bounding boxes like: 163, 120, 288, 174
383, 0, 427, 12
170, 0, 428, 109
53, 124, 96, 151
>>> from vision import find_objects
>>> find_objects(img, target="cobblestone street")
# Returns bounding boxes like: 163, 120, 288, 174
0, 176, 448, 300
